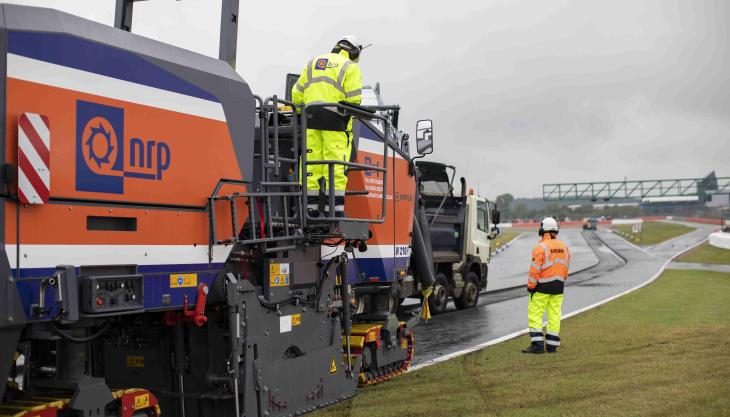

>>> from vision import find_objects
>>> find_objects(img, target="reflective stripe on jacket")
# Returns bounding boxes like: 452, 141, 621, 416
291, 50, 362, 107
528, 234, 571, 294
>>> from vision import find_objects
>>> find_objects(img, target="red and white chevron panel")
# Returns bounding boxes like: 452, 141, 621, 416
18, 112, 51, 205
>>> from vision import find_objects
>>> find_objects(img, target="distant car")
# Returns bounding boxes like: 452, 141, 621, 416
582, 217, 598, 230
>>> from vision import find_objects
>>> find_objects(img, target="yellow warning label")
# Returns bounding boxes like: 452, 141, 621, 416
269, 263, 290, 287
329, 356, 338, 374
170, 273, 197, 288
126, 355, 145, 368
400, 338, 408, 349
292, 314, 301, 326
134, 393, 150, 410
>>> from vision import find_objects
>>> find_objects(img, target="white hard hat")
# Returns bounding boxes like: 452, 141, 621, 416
339, 35, 366, 51
541, 217, 559, 232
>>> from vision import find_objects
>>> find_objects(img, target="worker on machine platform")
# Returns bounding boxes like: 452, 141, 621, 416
292, 35, 365, 217
523, 217, 571, 354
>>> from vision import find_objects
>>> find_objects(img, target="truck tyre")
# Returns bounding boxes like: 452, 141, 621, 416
454, 272, 480, 310
428, 273, 450, 315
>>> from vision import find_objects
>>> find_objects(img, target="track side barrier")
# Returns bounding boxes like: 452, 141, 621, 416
709, 232, 730, 250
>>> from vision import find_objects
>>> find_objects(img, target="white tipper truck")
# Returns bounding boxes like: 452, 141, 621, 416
416, 161, 500, 314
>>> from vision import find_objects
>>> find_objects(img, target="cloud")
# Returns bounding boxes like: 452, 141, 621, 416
8, 0, 729, 198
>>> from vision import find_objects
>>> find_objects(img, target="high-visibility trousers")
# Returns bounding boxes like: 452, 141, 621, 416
528, 292, 564, 347
304, 129, 352, 212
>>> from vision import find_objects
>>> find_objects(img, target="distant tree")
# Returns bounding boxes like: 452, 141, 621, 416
544, 202, 561, 219
511, 203, 531, 221
495, 193, 514, 220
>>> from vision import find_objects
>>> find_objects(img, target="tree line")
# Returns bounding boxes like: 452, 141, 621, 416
494, 193, 642, 222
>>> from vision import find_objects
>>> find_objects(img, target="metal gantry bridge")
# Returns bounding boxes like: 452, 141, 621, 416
543, 172, 730, 202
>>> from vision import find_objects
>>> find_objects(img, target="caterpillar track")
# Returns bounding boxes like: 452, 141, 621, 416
0, 388, 160, 417
345, 322, 415, 387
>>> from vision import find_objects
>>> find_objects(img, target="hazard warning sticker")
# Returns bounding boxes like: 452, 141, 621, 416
134, 393, 150, 410
269, 263, 290, 287
170, 273, 197, 288
329, 356, 338, 374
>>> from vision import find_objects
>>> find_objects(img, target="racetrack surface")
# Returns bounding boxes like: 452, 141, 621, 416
409, 226, 713, 367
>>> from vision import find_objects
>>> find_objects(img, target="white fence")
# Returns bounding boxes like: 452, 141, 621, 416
611, 218, 643, 225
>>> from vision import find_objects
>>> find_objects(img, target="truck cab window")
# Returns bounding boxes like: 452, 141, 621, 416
477, 202, 488, 232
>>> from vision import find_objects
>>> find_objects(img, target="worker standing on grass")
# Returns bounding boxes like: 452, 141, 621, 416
522, 217, 571, 354
292, 35, 365, 218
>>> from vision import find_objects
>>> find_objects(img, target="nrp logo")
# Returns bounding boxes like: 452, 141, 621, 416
76, 100, 171, 194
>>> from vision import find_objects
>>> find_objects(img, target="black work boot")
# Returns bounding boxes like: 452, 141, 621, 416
521, 342, 545, 354
546, 346, 558, 353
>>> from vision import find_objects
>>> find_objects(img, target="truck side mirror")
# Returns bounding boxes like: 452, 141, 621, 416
489, 226, 500, 240
415, 119, 433, 155
492, 209, 501, 225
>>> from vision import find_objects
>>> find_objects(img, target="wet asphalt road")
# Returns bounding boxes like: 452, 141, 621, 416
486, 228, 599, 292
410, 228, 684, 366
644, 220, 720, 260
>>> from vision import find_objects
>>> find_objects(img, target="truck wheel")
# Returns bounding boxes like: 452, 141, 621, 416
454, 272, 480, 310
428, 273, 450, 315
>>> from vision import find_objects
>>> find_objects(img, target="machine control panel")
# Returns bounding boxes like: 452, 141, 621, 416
81, 275, 144, 314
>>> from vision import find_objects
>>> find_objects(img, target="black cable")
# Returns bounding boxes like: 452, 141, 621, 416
50, 322, 112, 344
323, 238, 345, 248
310, 256, 339, 307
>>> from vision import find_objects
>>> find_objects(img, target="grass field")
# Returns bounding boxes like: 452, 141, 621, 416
313, 269, 730, 417
676, 242, 730, 265
491, 229, 522, 253
613, 221, 695, 246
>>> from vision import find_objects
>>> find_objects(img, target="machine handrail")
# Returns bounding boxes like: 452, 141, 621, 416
299, 101, 392, 226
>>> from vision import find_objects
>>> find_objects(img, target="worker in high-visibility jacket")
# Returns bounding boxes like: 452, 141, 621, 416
522, 217, 571, 354
291, 35, 364, 217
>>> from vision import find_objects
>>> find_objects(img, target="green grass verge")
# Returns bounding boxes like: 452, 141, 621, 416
491, 229, 522, 253
313, 269, 730, 417
613, 221, 695, 246
676, 242, 730, 265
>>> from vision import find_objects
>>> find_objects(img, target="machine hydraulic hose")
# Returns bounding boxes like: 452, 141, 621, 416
412, 206, 436, 319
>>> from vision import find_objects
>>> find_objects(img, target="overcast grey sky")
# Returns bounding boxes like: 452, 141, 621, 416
7, 0, 729, 197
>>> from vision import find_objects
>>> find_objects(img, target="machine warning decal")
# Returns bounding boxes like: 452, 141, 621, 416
134, 393, 150, 410
280, 315, 292, 333
170, 273, 197, 288
126, 356, 145, 368
292, 314, 302, 326
269, 263, 290, 287
329, 356, 338, 374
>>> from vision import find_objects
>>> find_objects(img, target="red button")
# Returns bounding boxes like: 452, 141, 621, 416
96, 298, 104, 307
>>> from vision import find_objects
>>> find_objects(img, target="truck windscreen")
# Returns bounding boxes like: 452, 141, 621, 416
421, 180, 450, 196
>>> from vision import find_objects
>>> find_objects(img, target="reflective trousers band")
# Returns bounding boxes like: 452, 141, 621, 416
531, 336, 544, 342
545, 334, 560, 342
546, 340, 561, 346
546, 330, 560, 337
